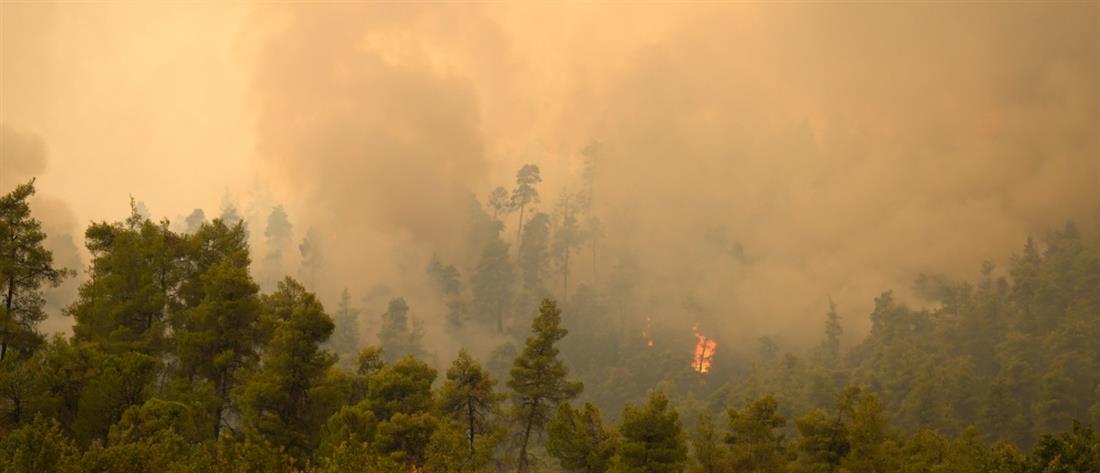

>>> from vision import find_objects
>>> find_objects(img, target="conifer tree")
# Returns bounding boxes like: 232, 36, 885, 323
236, 277, 337, 461
472, 238, 514, 333
438, 349, 502, 462
725, 395, 787, 472
690, 413, 728, 473
427, 256, 465, 328
377, 297, 424, 363
261, 205, 293, 290
171, 219, 262, 437
511, 164, 542, 245
0, 181, 71, 360
508, 299, 583, 472
547, 402, 615, 473
329, 288, 360, 359
611, 391, 687, 473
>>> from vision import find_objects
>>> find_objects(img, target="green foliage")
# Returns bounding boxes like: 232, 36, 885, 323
439, 349, 503, 462
171, 219, 262, 437
517, 212, 552, 311
313, 440, 404, 473
553, 191, 586, 304
366, 355, 436, 420
509, 298, 583, 472
690, 412, 728, 473
297, 228, 323, 291
428, 256, 466, 328
725, 395, 787, 472
261, 205, 293, 290
0, 415, 79, 473
547, 402, 615, 473
108, 397, 209, 445
376, 297, 424, 363
793, 407, 847, 473
0, 180, 72, 361
362, 355, 438, 469
328, 288, 360, 360
3, 184, 1098, 473
511, 163, 542, 244
236, 277, 338, 461
69, 211, 183, 355
0, 355, 38, 428
1025, 421, 1100, 473
472, 237, 514, 333
71, 350, 159, 445
838, 386, 897, 473
612, 391, 688, 473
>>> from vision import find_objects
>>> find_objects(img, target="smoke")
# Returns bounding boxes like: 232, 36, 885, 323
1, 3, 1097, 352
0, 125, 83, 334
243, 5, 494, 282
582, 3, 1099, 345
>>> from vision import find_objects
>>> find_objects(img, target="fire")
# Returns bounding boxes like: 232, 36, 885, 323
691, 324, 717, 373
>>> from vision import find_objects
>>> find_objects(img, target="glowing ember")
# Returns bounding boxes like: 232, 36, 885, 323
691, 324, 717, 373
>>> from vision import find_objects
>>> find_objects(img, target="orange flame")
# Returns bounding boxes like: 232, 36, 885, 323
691, 324, 717, 373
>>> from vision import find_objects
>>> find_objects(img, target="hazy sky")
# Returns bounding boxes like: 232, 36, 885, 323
2, 3, 1097, 345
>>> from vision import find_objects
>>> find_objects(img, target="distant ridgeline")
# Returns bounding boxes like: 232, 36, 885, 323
1, 179, 1097, 472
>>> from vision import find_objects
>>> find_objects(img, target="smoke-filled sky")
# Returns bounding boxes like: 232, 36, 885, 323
2, 3, 1097, 346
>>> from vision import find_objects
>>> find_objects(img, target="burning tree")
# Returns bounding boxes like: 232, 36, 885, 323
691, 324, 717, 374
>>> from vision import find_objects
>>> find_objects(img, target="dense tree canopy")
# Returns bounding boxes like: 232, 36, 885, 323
0, 180, 1096, 473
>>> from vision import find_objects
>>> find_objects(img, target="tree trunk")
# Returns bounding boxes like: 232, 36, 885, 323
2, 272, 15, 361
213, 369, 229, 437
517, 413, 536, 473
516, 205, 526, 248
467, 400, 476, 458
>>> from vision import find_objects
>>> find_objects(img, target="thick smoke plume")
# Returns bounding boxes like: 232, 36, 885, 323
1, 3, 1096, 352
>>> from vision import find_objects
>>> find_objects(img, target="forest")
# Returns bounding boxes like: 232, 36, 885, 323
0, 171, 1097, 473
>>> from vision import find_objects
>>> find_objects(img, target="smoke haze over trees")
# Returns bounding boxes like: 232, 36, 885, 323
0, 2, 1098, 472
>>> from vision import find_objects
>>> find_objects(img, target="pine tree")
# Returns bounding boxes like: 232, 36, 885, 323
511, 164, 542, 245
427, 256, 465, 328
171, 219, 262, 437
487, 186, 512, 224
364, 355, 438, 469
377, 297, 424, 363
261, 205, 293, 290
690, 412, 728, 473
472, 238, 514, 333
69, 212, 182, 355
552, 192, 585, 305
517, 212, 552, 310
547, 402, 615, 473
725, 395, 787, 472
837, 387, 892, 473
508, 299, 583, 472
236, 277, 337, 461
792, 407, 848, 473
611, 391, 688, 473
329, 288, 360, 359
0, 180, 71, 360
815, 300, 842, 368
297, 228, 323, 291
438, 349, 502, 463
